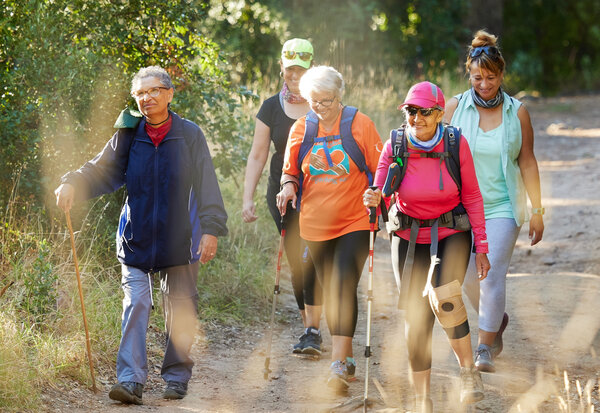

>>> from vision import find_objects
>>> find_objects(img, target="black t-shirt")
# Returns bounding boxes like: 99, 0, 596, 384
256, 93, 298, 187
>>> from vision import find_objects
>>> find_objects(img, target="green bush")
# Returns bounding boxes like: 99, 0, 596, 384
21, 239, 57, 319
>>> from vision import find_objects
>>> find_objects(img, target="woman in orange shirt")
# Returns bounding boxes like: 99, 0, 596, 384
276, 66, 382, 392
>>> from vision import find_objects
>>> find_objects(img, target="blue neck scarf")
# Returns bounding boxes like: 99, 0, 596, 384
407, 124, 444, 152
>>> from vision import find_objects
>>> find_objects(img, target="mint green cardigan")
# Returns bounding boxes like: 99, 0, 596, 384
450, 91, 529, 226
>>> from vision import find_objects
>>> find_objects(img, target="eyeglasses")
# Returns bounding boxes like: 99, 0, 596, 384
470, 46, 500, 58
131, 86, 169, 99
282, 51, 313, 61
309, 97, 336, 108
403, 106, 439, 117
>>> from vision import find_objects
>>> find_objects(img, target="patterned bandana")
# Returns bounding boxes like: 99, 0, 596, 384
407, 123, 444, 152
280, 82, 307, 104
471, 86, 504, 109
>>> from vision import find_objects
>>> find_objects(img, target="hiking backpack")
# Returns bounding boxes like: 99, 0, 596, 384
295, 106, 372, 210
383, 124, 462, 196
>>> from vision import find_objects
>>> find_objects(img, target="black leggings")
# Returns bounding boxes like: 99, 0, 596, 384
306, 231, 370, 337
267, 182, 322, 309
392, 231, 471, 372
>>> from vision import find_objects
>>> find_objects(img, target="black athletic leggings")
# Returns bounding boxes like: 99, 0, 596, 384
306, 230, 370, 337
267, 182, 322, 309
392, 231, 472, 372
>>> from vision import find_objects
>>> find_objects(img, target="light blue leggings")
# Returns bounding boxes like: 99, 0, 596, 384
463, 218, 521, 333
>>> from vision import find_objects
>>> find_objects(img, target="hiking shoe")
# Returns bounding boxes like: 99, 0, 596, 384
292, 332, 308, 354
163, 381, 188, 400
345, 357, 357, 382
460, 366, 484, 404
108, 381, 143, 405
414, 395, 433, 413
475, 343, 495, 373
301, 327, 322, 356
491, 312, 509, 359
327, 360, 349, 392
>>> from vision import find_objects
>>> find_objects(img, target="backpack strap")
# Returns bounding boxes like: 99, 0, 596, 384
339, 106, 372, 185
390, 126, 409, 182
295, 111, 319, 211
298, 111, 319, 167
443, 125, 462, 191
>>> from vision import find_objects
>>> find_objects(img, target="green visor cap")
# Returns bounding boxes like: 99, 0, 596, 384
281, 38, 314, 69
114, 107, 143, 129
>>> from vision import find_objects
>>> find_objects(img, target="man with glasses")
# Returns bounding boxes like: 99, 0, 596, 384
55, 66, 228, 404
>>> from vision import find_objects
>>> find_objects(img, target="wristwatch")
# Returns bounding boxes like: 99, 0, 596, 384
531, 207, 545, 215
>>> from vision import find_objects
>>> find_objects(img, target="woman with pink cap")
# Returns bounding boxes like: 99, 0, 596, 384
364, 81, 490, 412
242, 39, 324, 356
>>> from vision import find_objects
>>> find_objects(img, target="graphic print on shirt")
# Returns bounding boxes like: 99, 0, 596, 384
308, 136, 350, 181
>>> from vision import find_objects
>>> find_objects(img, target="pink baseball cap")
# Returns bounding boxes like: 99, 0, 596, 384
397, 81, 445, 110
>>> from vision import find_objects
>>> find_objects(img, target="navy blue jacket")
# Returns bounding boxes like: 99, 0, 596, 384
62, 112, 228, 272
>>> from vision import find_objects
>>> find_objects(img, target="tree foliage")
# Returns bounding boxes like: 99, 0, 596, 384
502, 0, 600, 92
0, 0, 252, 206
1, 0, 599, 207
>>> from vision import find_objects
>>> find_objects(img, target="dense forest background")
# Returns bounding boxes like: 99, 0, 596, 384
1, 1, 599, 409
1, 0, 599, 206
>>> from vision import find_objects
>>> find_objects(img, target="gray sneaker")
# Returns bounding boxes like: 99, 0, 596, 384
475, 343, 495, 373
460, 366, 484, 404
491, 312, 509, 358
327, 360, 349, 392
301, 327, 322, 356
292, 332, 308, 354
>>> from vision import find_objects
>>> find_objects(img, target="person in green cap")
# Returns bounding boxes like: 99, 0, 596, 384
243, 39, 324, 356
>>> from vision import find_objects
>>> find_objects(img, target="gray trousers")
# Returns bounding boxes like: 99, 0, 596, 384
116, 262, 199, 385
463, 218, 521, 332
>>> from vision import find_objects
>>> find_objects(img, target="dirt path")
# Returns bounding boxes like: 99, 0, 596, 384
47, 94, 600, 412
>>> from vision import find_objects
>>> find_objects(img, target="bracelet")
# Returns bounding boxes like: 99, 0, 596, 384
281, 180, 298, 191
531, 207, 545, 215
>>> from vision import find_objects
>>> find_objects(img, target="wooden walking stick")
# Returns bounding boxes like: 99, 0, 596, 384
65, 210, 97, 393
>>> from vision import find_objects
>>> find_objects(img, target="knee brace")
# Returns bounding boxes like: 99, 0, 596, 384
428, 279, 467, 329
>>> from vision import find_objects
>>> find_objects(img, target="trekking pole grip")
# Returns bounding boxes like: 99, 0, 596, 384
369, 186, 378, 224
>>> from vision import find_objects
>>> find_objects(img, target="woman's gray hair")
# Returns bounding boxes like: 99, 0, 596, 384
131, 66, 174, 91
299, 66, 344, 101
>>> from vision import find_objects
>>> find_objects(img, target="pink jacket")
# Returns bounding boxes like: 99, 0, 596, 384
374, 135, 488, 253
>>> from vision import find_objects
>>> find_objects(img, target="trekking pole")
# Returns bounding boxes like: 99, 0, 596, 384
363, 186, 378, 412
65, 210, 97, 393
263, 211, 287, 380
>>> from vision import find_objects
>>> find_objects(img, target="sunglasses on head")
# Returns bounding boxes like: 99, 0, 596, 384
282, 51, 313, 61
470, 46, 499, 58
403, 106, 438, 117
